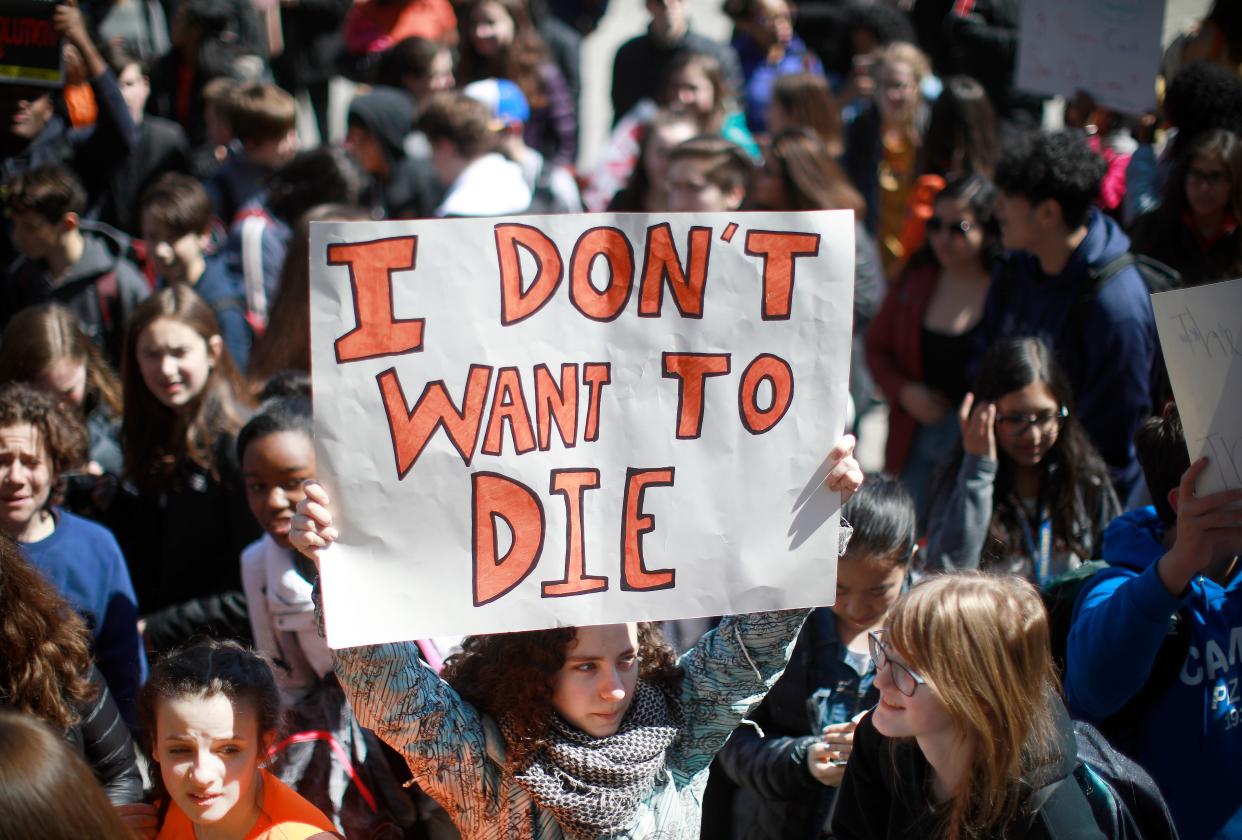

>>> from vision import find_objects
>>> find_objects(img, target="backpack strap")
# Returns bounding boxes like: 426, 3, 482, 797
239, 213, 270, 332
95, 270, 119, 331
1034, 766, 1110, 839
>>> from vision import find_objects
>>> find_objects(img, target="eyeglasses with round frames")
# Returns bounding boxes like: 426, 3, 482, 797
868, 631, 926, 697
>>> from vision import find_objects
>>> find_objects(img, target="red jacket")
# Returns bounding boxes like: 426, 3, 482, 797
864, 260, 939, 474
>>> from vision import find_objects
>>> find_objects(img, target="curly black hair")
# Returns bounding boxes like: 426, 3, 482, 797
994, 130, 1105, 229
442, 623, 683, 768
1165, 62, 1242, 160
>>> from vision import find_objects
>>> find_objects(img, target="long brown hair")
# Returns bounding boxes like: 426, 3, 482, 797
763, 128, 867, 218
657, 51, 733, 134
457, 0, 551, 109
770, 72, 843, 156
886, 573, 1061, 840
121, 285, 252, 493
0, 303, 123, 418
247, 204, 371, 390
0, 710, 132, 839
442, 623, 683, 769
0, 534, 97, 729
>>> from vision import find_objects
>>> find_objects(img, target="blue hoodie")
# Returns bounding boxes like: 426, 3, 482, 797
975, 209, 1157, 500
1065, 507, 1242, 839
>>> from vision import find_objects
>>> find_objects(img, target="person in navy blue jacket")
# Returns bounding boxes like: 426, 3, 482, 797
1065, 407, 1242, 840
976, 130, 1158, 501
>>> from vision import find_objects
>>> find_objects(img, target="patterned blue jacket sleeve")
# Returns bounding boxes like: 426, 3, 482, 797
332, 640, 498, 824
666, 608, 810, 781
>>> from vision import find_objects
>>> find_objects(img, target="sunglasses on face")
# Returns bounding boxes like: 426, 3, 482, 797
925, 216, 973, 237
994, 406, 1068, 435
868, 631, 926, 697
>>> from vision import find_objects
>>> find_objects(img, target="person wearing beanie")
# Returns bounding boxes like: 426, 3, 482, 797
346, 86, 442, 219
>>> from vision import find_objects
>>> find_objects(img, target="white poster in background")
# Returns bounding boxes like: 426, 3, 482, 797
1152, 278, 1242, 497
1014, 0, 1165, 116
308, 212, 855, 649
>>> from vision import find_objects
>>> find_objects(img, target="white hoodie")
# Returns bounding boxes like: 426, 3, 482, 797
435, 152, 532, 217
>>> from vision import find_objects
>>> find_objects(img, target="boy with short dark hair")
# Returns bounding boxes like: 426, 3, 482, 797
664, 135, 752, 212
1066, 407, 1242, 838
140, 173, 252, 370
975, 129, 1158, 501
2, 164, 149, 367
205, 82, 299, 224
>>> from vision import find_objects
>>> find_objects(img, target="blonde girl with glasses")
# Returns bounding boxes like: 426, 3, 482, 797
831, 573, 1101, 839
923, 337, 1119, 585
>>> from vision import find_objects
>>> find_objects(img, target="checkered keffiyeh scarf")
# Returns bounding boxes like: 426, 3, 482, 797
505, 680, 683, 839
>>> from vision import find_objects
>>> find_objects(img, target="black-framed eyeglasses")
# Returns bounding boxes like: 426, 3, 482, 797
994, 406, 1068, 435
925, 216, 973, 237
868, 631, 926, 697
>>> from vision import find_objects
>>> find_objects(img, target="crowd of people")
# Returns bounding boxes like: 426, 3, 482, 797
1, 0, 1241, 837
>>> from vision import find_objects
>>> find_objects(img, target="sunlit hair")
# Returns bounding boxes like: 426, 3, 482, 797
0, 383, 88, 511
0, 303, 123, 418
0, 534, 97, 729
0, 711, 132, 839
877, 41, 930, 141
762, 128, 866, 218
770, 73, 843, 156
457, 0, 551, 109
657, 51, 733, 134
886, 573, 1061, 840
442, 623, 683, 768
120, 285, 252, 493
248, 204, 371, 389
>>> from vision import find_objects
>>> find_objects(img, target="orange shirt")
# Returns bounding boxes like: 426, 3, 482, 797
156, 770, 337, 840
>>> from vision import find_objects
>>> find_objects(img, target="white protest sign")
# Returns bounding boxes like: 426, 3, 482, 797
1152, 277, 1242, 496
309, 212, 854, 648
1014, 0, 1164, 116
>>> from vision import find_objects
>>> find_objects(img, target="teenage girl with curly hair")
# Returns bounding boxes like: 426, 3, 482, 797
290, 436, 863, 839
0, 532, 142, 806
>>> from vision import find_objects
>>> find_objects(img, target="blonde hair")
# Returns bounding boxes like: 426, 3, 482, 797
886, 573, 1061, 839
878, 41, 930, 142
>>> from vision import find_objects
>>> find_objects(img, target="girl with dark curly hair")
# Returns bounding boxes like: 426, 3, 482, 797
289, 436, 863, 839
0, 531, 142, 806
924, 338, 1121, 583
121, 640, 337, 839
0, 382, 145, 725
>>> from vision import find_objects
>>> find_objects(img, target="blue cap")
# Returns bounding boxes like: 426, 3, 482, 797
463, 78, 531, 128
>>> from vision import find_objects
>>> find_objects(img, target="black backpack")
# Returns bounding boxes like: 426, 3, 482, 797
1034, 722, 1180, 840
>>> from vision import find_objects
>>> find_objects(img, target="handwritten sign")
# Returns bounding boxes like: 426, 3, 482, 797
1152, 278, 1242, 496
1014, 0, 1164, 116
0, 0, 62, 87
309, 213, 854, 648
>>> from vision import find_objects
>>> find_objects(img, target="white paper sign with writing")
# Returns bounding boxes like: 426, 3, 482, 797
308, 212, 854, 648
1014, 0, 1165, 116
1151, 277, 1242, 497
